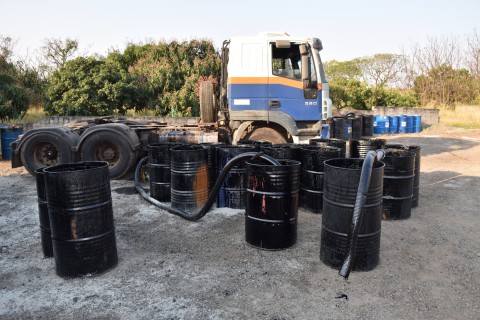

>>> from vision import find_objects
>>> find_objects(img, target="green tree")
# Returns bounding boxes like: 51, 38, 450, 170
325, 55, 417, 110
45, 56, 145, 116
325, 59, 371, 109
0, 36, 16, 77
42, 39, 220, 117
0, 72, 30, 122
118, 43, 154, 68
42, 38, 79, 69
129, 39, 221, 116
324, 59, 362, 82
328, 77, 372, 110
359, 53, 405, 106
0, 35, 44, 122
414, 64, 479, 106
375, 87, 417, 108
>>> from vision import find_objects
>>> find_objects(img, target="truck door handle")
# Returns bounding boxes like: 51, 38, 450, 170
269, 100, 281, 107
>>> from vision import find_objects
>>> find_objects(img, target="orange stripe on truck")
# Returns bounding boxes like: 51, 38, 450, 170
228, 77, 322, 90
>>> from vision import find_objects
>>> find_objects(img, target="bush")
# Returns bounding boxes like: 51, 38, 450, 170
329, 78, 371, 110
330, 78, 418, 110
376, 88, 418, 108
44, 57, 146, 116
0, 73, 29, 122
43, 40, 221, 117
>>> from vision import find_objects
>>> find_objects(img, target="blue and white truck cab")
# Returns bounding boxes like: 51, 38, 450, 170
215, 32, 332, 144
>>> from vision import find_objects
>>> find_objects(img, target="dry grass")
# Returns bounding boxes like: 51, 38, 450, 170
21, 106, 45, 123
124, 109, 156, 117
438, 105, 480, 129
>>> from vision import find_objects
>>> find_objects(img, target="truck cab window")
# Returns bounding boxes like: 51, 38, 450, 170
271, 44, 301, 80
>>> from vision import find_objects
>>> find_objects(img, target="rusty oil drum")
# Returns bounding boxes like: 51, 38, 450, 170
170, 145, 209, 213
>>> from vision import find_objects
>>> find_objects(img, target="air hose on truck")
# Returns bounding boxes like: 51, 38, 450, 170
134, 152, 281, 221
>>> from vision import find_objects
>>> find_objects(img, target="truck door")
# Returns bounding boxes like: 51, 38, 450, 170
268, 42, 322, 121
228, 42, 269, 113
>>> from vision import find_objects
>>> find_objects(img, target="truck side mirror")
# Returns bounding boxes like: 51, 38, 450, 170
301, 52, 310, 85
299, 44, 310, 85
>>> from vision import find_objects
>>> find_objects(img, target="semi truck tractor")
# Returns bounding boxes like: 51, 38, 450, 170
10, 32, 333, 178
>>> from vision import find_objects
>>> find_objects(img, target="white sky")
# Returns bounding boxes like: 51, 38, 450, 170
1, 0, 479, 62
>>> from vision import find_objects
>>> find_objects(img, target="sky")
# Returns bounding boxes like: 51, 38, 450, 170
1, 0, 479, 63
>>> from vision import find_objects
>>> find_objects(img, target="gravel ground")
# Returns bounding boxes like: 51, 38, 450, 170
1, 125, 479, 320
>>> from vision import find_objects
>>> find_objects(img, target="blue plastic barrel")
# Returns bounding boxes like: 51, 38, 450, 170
412, 115, 422, 133
373, 116, 389, 134
1, 127, 23, 160
389, 116, 399, 133
398, 115, 407, 133
405, 115, 414, 133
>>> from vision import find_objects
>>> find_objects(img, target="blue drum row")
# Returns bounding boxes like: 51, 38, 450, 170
373, 115, 422, 134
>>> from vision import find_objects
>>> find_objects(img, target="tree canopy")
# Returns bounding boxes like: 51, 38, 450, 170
43, 39, 220, 116
414, 64, 479, 106
1, 36, 43, 122
324, 56, 417, 110
44, 56, 145, 116
128, 39, 221, 116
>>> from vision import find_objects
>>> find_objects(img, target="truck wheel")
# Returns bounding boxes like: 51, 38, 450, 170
20, 134, 74, 176
245, 127, 288, 144
200, 81, 215, 123
80, 131, 136, 179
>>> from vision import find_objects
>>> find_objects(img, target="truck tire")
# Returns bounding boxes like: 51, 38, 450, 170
200, 81, 215, 123
80, 131, 136, 179
20, 134, 75, 176
245, 127, 288, 144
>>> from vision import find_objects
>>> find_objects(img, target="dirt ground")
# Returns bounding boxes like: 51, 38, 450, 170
1, 124, 479, 320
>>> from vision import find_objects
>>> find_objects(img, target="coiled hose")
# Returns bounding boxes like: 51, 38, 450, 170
339, 150, 385, 279
134, 151, 280, 221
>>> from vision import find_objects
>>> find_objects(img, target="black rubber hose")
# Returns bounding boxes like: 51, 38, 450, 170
338, 150, 384, 279
134, 151, 281, 221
